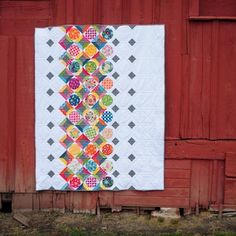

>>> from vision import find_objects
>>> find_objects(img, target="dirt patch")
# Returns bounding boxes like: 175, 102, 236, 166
0, 211, 236, 235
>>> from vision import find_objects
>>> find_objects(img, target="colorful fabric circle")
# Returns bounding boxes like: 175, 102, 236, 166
69, 176, 81, 189
83, 76, 98, 90
85, 143, 97, 156
84, 127, 98, 140
85, 93, 97, 107
84, 27, 97, 41
85, 160, 97, 172
84, 109, 98, 124
102, 176, 113, 188
68, 110, 80, 124
68, 44, 80, 57
101, 160, 113, 172
85, 176, 98, 188
84, 44, 98, 58
101, 61, 113, 74
68, 127, 80, 139
101, 95, 113, 106
68, 28, 81, 41
68, 159, 82, 174
101, 45, 113, 57
101, 144, 113, 155
69, 94, 80, 106
102, 128, 113, 139
69, 77, 80, 89
101, 78, 113, 90
102, 111, 113, 122
85, 60, 97, 74
102, 28, 113, 40
68, 61, 81, 73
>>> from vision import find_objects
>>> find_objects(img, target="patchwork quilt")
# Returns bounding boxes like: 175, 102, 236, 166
35, 25, 165, 191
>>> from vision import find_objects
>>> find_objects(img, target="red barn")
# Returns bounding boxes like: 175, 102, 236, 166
0, 0, 236, 213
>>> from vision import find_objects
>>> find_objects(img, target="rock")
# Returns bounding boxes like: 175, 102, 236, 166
151, 208, 180, 219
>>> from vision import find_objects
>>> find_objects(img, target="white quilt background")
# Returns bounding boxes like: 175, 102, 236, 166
35, 25, 165, 191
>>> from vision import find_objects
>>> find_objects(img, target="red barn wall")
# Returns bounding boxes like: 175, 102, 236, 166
0, 0, 236, 212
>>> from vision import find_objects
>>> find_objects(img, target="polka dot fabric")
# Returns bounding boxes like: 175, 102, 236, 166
102, 111, 113, 123
101, 78, 113, 90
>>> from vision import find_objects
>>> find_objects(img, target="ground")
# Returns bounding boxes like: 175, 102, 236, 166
0, 210, 236, 236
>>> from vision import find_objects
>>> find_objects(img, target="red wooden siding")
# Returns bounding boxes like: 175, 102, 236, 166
0, 0, 236, 211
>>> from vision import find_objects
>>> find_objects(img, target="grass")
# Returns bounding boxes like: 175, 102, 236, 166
0, 211, 236, 236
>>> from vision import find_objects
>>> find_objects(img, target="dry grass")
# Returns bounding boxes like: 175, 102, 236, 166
0, 210, 236, 236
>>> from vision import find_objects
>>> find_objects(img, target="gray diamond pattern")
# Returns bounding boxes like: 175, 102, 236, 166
47, 138, 54, 145
48, 154, 55, 161
128, 105, 135, 112
47, 72, 54, 80
128, 137, 135, 145
112, 154, 120, 161
112, 105, 119, 112
129, 55, 136, 63
112, 122, 119, 129
113, 170, 120, 177
129, 186, 135, 190
129, 170, 136, 177
129, 39, 136, 46
112, 55, 120, 63
128, 154, 135, 161
47, 88, 54, 96
112, 38, 120, 46
47, 105, 54, 112
47, 39, 54, 47
128, 72, 136, 79
128, 121, 135, 129
47, 122, 54, 129
48, 170, 55, 177
47, 56, 54, 63
112, 72, 119, 79
113, 186, 120, 190
112, 88, 120, 96
112, 138, 119, 145
128, 88, 136, 96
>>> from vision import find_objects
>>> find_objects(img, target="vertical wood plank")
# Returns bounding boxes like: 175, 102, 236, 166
12, 193, 33, 211
188, 22, 203, 137
52, 192, 66, 212
0, 36, 9, 192
100, 0, 122, 24
74, 0, 98, 24
52, 0, 66, 25
72, 192, 97, 213
66, 0, 75, 24
225, 153, 236, 177
0, 36, 16, 192
211, 22, 236, 138
216, 160, 224, 205
190, 160, 211, 208
15, 36, 35, 192
39, 192, 53, 210
181, 21, 213, 138
159, 0, 182, 138
209, 21, 219, 139
189, 0, 199, 16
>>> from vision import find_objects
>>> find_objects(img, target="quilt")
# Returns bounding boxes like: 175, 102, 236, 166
35, 25, 165, 191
